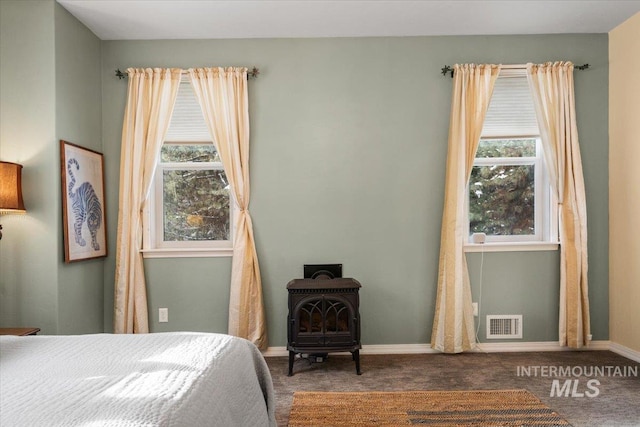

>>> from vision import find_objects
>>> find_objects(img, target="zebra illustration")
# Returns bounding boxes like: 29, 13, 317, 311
67, 158, 103, 251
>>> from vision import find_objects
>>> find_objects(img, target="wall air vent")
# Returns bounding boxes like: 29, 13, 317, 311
486, 315, 523, 339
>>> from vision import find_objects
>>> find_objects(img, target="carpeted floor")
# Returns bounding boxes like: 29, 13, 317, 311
265, 350, 640, 427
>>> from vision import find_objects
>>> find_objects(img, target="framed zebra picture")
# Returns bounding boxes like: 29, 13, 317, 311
60, 140, 107, 263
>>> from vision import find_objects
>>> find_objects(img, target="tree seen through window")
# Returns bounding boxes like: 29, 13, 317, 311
469, 139, 536, 237
160, 144, 230, 242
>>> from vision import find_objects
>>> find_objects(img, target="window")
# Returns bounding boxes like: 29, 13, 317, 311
144, 80, 235, 257
466, 71, 557, 249
468, 137, 547, 242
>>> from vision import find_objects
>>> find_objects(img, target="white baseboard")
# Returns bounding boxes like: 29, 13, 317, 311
358, 344, 437, 354
261, 347, 288, 357
262, 340, 611, 357
262, 344, 438, 357
609, 341, 640, 363
473, 340, 611, 352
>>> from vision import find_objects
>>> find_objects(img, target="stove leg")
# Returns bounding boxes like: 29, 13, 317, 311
288, 351, 295, 376
353, 350, 361, 375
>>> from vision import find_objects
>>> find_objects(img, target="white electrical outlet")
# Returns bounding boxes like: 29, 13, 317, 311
472, 302, 478, 317
159, 308, 168, 323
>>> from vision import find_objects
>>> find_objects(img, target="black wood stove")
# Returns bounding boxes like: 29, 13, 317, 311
286, 264, 362, 376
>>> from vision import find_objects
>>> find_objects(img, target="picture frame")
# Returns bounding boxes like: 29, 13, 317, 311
60, 140, 107, 263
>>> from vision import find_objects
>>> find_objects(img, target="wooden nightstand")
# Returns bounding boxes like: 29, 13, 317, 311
0, 328, 40, 336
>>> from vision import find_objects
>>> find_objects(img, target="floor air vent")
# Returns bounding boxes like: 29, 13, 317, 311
486, 315, 523, 339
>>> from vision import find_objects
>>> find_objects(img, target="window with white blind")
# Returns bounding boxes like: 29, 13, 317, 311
143, 80, 236, 258
466, 71, 558, 249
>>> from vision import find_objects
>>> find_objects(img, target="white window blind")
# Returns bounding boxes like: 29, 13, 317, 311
165, 81, 211, 142
482, 72, 539, 138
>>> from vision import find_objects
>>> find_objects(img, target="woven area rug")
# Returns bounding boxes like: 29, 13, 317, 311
288, 389, 571, 426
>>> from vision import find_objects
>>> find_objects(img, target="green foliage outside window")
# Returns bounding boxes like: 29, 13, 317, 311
161, 144, 230, 242
469, 139, 536, 236
161, 143, 221, 163
475, 138, 536, 158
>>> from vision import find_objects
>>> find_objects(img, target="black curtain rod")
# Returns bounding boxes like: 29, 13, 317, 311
115, 67, 260, 80
440, 63, 590, 78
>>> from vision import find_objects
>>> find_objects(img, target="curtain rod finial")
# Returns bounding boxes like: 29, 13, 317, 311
115, 69, 127, 79
441, 65, 453, 78
249, 67, 260, 79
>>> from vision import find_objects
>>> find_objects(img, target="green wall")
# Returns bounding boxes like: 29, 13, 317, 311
54, 3, 104, 334
0, 0, 103, 334
0, 4, 609, 344
101, 35, 609, 346
1, 0, 58, 333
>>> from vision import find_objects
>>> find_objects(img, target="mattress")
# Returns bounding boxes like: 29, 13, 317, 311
0, 332, 276, 426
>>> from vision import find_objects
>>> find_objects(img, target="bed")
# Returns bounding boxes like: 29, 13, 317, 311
0, 332, 276, 426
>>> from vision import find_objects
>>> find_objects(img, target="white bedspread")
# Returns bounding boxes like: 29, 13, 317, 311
0, 332, 276, 426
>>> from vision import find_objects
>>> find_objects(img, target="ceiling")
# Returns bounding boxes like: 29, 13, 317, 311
56, 0, 640, 40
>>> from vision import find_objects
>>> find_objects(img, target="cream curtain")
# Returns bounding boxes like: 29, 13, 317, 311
189, 67, 268, 350
527, 62, 591, 348
114, 68, 182, 333
431, 64, 501, 353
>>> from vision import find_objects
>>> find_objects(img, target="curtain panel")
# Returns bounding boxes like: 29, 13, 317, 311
189, 67, 268, 350
114, 68, 182, 333
527, 62, 591, 348
431, 64, 501, 353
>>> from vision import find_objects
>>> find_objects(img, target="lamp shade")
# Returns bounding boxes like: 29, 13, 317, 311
0, 161, 26, 213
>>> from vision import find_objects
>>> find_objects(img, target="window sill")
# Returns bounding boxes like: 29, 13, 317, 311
142, 248, 233, 258
464, 242, 559, 253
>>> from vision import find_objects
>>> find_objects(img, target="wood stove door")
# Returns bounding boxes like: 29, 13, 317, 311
323, 297, 355, 346
292, 295, 355, 347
